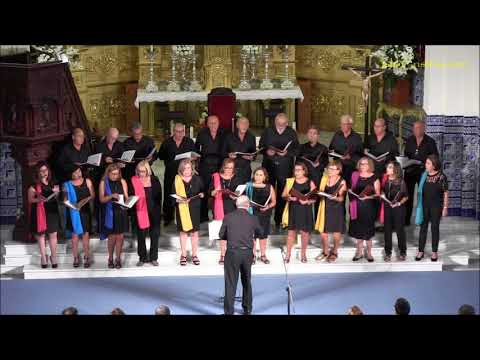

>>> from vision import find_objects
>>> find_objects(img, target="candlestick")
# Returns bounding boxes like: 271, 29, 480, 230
281, 45, 294, 89
170, 120, 174, 135
190, 126, 194, 138
292, 121, 296, 130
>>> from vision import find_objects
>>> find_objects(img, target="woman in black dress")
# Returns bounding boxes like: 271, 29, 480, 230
247, 167, 276, 264
28, 162, 61, 268
172, 159, 204, 266
415, 154, 449, 262
349, 157, 381, 262
63, 166, 95, 268
314, 160, 347, 263
99, 163, 129, 269
281, 163, 316, 263
129, 160, 162, 267
210, 158, 243, 265
381, 161, 408, 262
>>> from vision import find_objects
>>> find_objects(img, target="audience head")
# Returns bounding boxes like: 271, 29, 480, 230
173, 123, 186, 141
220, 158, 235, 177
131, 122, 143, 142
293, 162, 308, 178
394, 298, 411, 315
327, 159, 343, 176
236, 195, 250, 210
356, 157, 375, 174
236, 116, 250, 134
155, 305, 171, 315
111, 308, 125, 315
136, 160, 152, 178
207, 115, 219, 133
70, 166, 83, 181
34, 161, 52, 184
178, 159, 193, 177
72, 128, 85, 146
274, 113, 289, 131
306, 125, 319, 144
373, 118, 387, 136
104, 163, 123, 182
106, 127, 119, 145
347, 305, 364, 315
425, 154, 442, 173
385, 161, 403, 180
62, 306, 78, 315
458, 304, 476, 315
413, 120, 426, 138
340, 115, 353, 134
252, 167, 269, 184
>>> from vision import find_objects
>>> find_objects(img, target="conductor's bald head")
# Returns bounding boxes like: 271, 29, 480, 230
236, 195, 250, 210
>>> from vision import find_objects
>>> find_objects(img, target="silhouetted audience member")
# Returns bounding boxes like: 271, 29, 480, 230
347, 305, 364, 315
111, 308, 125, 315
458, 304, 476, 315
62, 307, 78, 315
155, 305, 171, 315
394, 298, 410, 315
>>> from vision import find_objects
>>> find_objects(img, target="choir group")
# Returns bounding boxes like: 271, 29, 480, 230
28, 112, 448, 269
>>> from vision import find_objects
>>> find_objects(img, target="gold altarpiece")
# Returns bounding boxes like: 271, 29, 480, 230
69, 45, 381, 138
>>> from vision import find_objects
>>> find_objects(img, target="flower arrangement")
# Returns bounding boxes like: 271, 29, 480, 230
242, 45, 260, 55
173, 45, 195, 57
371, 45, 418, 77
199, 105, 209, 124
235, 112, 243, 119
32, 45, 80, 66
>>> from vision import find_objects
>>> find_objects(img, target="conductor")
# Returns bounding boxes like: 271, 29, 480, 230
219, 195, 262, 315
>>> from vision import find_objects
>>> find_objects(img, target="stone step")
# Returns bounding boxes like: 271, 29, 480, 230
22, 257, 443, 280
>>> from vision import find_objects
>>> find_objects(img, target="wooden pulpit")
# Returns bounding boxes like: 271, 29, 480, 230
207, 87, 236, 132
0, 61, 92, 242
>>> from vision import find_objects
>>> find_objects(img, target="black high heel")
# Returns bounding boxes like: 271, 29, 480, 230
73, 256, 80, 268
50, 256, 58, 269
352, 254, 364, 262
415, 252, 424, 261
108, 259, 114, 269
41, 257, 48, 269
431, 253, 438, 262
83, 256, 90, 268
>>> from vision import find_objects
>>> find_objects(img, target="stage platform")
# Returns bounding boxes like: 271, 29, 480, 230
2, 216, 478, 279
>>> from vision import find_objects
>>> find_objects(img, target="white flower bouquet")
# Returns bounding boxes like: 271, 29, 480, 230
372, 45, 419, 77
32, 45, 80, 65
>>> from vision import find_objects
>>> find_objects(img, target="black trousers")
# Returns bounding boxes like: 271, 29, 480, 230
224, 248, 253, 315
405, 170, 422, 225
162, 170, 175, 224
384, 205, 407, 256
418, 206, 442, 252
135, 222, 160, 262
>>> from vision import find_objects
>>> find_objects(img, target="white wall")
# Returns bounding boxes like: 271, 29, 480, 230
424, 45, 479, 117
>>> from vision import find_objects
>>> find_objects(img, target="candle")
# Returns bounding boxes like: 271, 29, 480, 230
150, 45, 153, 52
170, 120, 174, 135
190, 126, 194, 138
292, 121, 296, 130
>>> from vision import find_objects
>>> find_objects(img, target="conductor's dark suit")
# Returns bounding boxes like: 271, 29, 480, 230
219, 208, 262, 315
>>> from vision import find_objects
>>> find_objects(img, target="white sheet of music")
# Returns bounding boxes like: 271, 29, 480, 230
208, 220, 223, 241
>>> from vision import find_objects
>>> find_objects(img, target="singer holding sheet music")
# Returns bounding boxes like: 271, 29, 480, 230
93, 128, 124, 183
221, 116, 257, 184
99, 164, 129, 269
63, 166, 95, 268
314, 160, 347, 263
328, 115, 363, 187
123, 122, 157, 180
129, 161, 162, 266
281, 163, 316, 263
403, 120, 439, 226
210, 158, 243, 265
245, 167, 276, 264
56, 127, 92, 184
195, 115, 225, 222
28, 162, 61, 269
380, 161, 408, 261
172, 159, 204, 266
158, 122, 197, 226
259, 113, 299, 230
365, 118, 399, 177
349, 157, 381, 262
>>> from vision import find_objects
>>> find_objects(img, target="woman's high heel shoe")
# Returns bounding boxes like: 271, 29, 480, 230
352, 253, 364, 262
415, 252, 424, 261
50, 256, 58, 269
41, 257, 48, 269
83, 256, 90, 268
431, 252, 438, 262
73, 256, 80, 268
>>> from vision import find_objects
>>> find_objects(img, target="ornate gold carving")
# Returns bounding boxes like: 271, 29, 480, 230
312, 93, 346, 117
85, 48, 116, 75
297, 46, 368, 73
89, 94, 127, 121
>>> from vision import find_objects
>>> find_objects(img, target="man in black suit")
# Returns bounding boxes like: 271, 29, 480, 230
219, 195, 262, 315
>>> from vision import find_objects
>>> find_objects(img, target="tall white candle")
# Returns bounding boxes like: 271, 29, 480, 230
150, 45, 154, 52
190, 126, 194, 138
292, 121, 296, 130
170, 120, 174, 135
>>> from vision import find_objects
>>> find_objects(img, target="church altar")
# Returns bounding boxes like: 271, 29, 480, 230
134, 87, 304, 108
